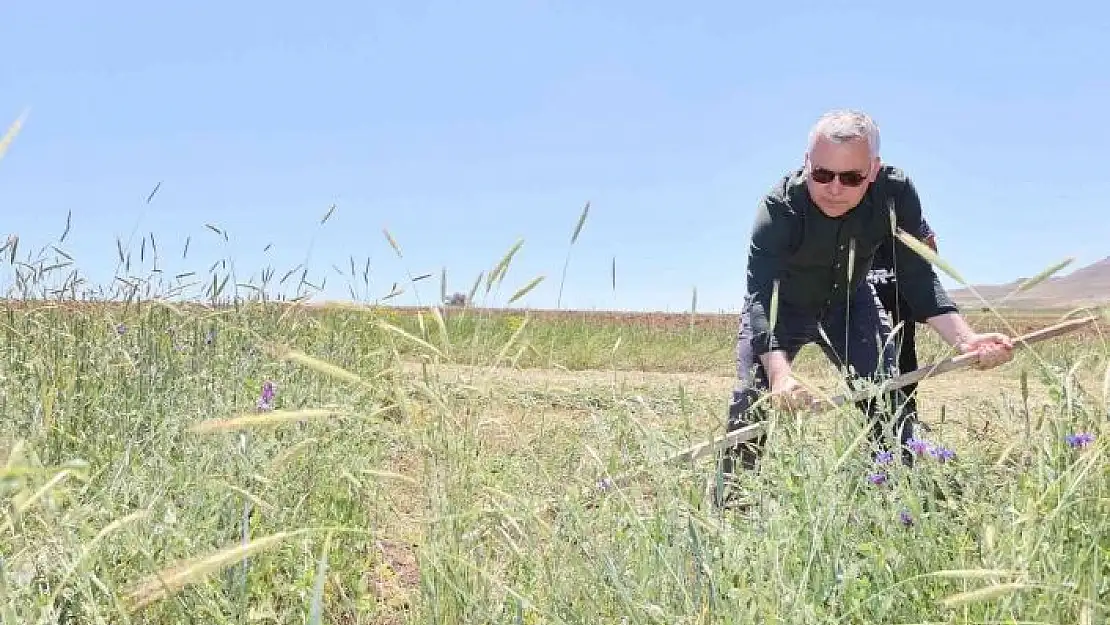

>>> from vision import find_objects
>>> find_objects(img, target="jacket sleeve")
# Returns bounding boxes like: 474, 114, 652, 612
745, 195, 797, 356
890, 178, 959, 320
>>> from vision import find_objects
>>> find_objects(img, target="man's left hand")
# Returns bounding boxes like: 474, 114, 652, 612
957, 333, 1014, 369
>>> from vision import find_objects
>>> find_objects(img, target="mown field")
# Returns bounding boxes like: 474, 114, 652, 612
0, 295, 1107, 624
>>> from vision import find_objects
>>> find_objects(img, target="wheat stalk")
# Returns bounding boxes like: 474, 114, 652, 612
0, 109, 29, 163
121, 530, 313, 611
188, 408, 357, 433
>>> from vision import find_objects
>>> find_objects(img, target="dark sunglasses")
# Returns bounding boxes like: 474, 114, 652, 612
809, 167, 868, 187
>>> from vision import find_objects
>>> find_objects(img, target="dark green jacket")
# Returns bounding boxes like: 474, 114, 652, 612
745, 164, 958, 356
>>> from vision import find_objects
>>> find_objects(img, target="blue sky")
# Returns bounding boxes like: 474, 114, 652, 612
1, 0, 1107, 312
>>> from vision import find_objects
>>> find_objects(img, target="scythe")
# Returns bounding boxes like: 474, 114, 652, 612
592, 314, 1098, 493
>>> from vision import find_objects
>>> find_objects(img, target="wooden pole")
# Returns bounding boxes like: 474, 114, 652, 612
592, 314, 1097, 493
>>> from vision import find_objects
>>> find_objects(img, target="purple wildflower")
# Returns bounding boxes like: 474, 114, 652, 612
906, 438, 930, 456
1066, 432, 1095, 449
929, 446, 956, 463
115, 323, 127, 335
898, 510, 914, 527
205, 329, 216, 345
867, 472, 888, 486
257, 380, 275, 411
874, 450, 894, 465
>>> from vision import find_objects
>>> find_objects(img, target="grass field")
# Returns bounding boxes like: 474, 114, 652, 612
0, 279, 1107, 623
0, 164, 1107, 622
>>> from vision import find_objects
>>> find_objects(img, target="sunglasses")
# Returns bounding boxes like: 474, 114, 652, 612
809, 167, 868, 187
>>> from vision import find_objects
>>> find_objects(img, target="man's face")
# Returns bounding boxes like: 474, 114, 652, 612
804, 136, 879, 217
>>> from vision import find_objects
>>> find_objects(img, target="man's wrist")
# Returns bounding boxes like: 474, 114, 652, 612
952, 325, 977, 351
952, 336, 976, 352
768, 370, 791, 389
759, 349, 793, 388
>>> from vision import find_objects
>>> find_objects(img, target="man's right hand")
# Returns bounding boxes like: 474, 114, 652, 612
769, 375, 816, 412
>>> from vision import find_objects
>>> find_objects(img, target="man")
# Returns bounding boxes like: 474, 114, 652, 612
867, 216, 939, 436
716, 109, 1013, 504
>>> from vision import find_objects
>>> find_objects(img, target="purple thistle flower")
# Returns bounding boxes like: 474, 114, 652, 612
929, 446, 956, 463
874, 450, 894, 465
257, 380, 275, 411
867, 472, 888, 486
898, 510, 914, 527
1066, 432, 1095, 449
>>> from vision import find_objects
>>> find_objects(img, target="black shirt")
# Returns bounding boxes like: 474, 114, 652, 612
744, 164, 958, 356
871, 215, 935, 274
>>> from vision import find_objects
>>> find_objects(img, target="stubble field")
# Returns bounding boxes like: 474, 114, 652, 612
0, 289, 1107, 624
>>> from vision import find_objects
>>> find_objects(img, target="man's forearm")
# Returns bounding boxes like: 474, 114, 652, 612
925, 311, 975, 349
758, 349, 793, 387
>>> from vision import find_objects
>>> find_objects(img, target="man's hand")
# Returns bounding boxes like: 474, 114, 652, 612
957, 332, 1014, 369
927, 312, 1014, 370
769, 375, 816, 411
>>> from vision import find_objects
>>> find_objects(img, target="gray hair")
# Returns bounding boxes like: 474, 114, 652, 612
807, 109, 881, 158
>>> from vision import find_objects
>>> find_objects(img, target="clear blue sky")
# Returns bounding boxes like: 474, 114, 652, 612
1, 0, 1107, 312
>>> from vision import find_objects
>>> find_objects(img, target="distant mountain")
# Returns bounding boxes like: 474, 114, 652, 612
947, 256, 1110, 309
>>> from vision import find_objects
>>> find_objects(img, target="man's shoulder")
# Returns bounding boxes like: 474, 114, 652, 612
871, 164, 916, 197
761, 167, 808, 208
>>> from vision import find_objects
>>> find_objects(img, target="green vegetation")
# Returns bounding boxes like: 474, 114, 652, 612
0, 275, 1106, 623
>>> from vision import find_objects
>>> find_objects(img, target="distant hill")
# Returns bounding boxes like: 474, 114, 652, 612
947, 255, 1110, 309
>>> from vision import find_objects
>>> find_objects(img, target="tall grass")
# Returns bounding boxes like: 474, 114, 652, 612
0, 168, 1107, 621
